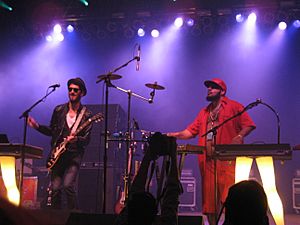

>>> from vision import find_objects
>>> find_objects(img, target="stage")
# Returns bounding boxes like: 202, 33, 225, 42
20, 209, 300, 225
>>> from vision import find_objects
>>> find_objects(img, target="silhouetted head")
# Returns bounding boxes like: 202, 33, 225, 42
128, 191, 157, 225
223, 180, 269, 225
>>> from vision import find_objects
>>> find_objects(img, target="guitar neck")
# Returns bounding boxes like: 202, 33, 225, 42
74, 118, 91, 136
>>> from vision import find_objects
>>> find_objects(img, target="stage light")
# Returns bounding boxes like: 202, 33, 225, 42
137, 28, 145, 37
79, 0, 88, 6
293, 20, 300, 28
0, 1, 13, 11
67, 25, 74, 33
174, 17, 183, 28
236, 14, 244, 23
53, 33, 64, 42
248, 12, 257, 25
53, 24, 62, 33
278, 22, 287, 30
46, 35, 53, 42
151, 29, 160, 38
186, 18, 194, 27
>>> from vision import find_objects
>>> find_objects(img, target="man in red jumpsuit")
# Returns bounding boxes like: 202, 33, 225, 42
168, 78, 256, 225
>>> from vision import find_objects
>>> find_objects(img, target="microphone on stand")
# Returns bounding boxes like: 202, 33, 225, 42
246, 98, 262, 109
136, 45, 141, 71
49, 83, 60, 89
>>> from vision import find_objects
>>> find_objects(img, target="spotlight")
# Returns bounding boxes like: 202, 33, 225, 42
0, 1, 12, 11
293, 20, 300, 28
79, 0, 88, 6
151, 29, 159, 38
235, 14, 244, 23
186, 18, 194, 27
67, 25, 74, 33
137, 28, 145, 37
45, 35, 53, 42
53, 33, 64, 42
248, 12, 257, 24
278, 21, 287, 30
174, 17, 183, 28
53, 24, 62, 33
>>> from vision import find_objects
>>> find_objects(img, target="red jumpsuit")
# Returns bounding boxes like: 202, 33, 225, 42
187, 96, 256, 214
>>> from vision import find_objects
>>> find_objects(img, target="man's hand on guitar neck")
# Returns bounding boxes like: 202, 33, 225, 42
65, 133, 78, 144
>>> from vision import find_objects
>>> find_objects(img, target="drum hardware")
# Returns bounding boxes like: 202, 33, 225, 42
96, 47, 165, 212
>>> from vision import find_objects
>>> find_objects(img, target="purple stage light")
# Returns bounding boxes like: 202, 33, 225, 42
53, 24, 62, 34
53, 33, 64, 42
293, 20, 300, 28
278, 22, 287, 30
186, 18, 194, 27
248, 13, 257, 25
236, 14, 244, 23
67, 25, 74, 33
151, 29, 159, 38
45, 35, 53, 42
174, 17, 183, 28
137, 28, 145, 37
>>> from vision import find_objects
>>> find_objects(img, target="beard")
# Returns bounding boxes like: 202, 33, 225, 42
69, 94, 81, 103
206, 92, 221, 102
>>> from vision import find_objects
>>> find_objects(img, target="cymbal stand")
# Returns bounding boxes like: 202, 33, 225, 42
110, 84, 155, 202
19, 86, 58, 204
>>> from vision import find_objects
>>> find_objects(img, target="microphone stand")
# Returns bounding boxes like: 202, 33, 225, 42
19, 87, 58, 204
201, 100, 260, 225
259, 101, 280, 144
96, 55, 140, 214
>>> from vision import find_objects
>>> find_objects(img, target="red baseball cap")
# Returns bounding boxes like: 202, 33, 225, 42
204, 78, 227, 94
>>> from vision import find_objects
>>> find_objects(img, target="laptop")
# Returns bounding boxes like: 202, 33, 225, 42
0, 134, 9, 143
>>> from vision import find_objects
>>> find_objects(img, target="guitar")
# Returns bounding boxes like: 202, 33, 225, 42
46, 112, 103, 171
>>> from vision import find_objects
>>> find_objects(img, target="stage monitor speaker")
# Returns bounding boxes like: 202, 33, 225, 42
65, 213, 203, 225
65, 213, 116, 225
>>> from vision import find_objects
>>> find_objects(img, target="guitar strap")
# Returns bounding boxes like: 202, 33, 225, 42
71, 106, 86, 134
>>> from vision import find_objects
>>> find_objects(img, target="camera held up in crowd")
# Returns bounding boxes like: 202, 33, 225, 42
148, 132, 176, 159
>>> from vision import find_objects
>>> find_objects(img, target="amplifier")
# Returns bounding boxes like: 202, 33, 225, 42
179, 177, 196, 208
0, 176, 38, 208
293, 178, 300, 211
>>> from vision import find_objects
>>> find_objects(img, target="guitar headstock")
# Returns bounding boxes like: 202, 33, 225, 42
90, 112, 104, 123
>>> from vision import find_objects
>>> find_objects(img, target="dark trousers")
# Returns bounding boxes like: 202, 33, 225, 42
49, 152, 82, 209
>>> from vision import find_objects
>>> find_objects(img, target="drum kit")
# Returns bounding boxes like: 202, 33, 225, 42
96, 55, 165, 213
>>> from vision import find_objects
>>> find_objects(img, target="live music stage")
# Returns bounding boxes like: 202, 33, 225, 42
1, 0, 300, 225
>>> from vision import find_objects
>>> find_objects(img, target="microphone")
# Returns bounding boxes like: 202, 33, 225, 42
256, 98, 262, 104
247, 98, 262, 109
136, 45, 141, 71
49, 83, 60, 89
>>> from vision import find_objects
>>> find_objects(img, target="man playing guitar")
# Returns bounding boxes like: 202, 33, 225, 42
28, 77, 93, 210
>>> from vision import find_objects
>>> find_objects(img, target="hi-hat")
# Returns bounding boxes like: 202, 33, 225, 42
145, 82, 165, 90
97, 74, 122, 83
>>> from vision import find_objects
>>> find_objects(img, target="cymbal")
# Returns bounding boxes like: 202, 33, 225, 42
145, 82, 165, 90
97, 74, 122, 82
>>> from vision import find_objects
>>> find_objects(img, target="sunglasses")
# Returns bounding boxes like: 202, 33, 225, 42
68, 87, 80, 93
